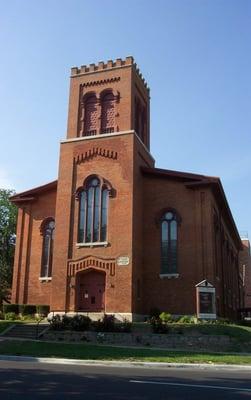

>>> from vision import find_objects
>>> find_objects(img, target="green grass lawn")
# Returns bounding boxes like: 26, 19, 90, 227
0, 340, 250, 365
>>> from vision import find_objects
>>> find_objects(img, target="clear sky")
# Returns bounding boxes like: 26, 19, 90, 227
0, 0, 250, 236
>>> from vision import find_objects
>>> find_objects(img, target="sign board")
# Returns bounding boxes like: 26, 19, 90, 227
199, 292, 214, 314
117, 256, 130, 266
195, 280, 216, 319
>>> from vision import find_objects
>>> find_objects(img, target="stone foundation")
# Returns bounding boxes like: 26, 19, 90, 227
41, 330, 234, 352
47, 312, 146, 322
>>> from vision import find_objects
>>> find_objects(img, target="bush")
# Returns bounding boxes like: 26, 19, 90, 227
49, 315, 64, 330
36, 305, 50, 316
159, 312, 172, 324
49, 314, 91, 331
3, 304, 19, 315
20, 314, 36, 321
93, 314, 116, 332
69, 315, 91, 331
118, 318, 132, 333
149, 308, 161, 319
150, 317, 169, 334
4, 312, 18, 321
22, 304, 37, 316
177, 315, 196, 324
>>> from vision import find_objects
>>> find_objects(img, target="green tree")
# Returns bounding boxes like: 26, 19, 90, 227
0, 189, 17, 305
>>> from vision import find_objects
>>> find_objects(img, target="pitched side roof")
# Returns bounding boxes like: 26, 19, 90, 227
142, 167, 242, 250
10, 180, 57, 204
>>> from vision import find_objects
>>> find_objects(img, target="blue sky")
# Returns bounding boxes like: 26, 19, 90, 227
0, 0, 250, 236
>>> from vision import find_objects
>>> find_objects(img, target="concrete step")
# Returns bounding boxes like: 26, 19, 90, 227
2, 324, 49, 339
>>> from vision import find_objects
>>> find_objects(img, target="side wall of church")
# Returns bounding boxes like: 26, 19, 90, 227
208, 190, 241, 318
239, 240, 251, 308
141, 176, 203, 315
141, 178, 242, 317
11, 189, 56, 306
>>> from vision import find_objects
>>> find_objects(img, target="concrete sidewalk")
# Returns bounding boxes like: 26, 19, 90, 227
0, 354, 251, 371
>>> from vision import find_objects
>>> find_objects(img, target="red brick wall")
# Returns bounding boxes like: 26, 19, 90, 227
240, 240, 251, 308
11, 189, 56, 306
51, 133, 135, 313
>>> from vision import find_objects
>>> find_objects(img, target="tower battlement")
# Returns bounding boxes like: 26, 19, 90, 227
71, 56, 149, 91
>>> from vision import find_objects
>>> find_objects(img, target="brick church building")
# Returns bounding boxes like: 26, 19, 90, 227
10, 57, 243, 320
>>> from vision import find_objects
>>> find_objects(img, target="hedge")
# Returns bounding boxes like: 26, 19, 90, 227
2, 304, 50, 316
3, 304, 19, 314
36, 305, 50, 316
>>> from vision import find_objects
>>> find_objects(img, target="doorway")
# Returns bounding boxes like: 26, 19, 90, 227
77, 270, 105, 312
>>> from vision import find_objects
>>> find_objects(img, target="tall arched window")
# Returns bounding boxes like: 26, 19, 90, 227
78, 177, 109, 243
84, 94, 98, 136
161, 211, 178, 274
41, 219, 55, 277
101, 92, 115, 134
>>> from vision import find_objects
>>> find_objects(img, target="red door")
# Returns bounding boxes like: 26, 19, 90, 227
77, 270, 105, 311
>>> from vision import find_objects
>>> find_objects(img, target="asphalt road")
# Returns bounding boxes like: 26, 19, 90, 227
0, 360, 251, 399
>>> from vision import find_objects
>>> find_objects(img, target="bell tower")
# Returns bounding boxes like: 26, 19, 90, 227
51, 57, 154, 319
67, 56, 150, 149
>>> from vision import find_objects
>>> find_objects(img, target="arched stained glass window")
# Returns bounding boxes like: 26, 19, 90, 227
78, 177, 109, 243
41, 219, 55, 277
161, 211, 178, 274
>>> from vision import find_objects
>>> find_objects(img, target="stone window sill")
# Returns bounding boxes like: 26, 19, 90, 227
39, 277, 52, 282
76, 241, 109, 248
159, 273, 179, 279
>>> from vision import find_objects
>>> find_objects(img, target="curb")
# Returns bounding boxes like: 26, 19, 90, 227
0, 354, 251, 370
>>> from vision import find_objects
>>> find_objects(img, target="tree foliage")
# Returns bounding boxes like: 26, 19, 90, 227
0, 189, 17, 305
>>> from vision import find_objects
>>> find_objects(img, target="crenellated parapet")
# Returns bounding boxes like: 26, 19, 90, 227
71, 56, 149, 91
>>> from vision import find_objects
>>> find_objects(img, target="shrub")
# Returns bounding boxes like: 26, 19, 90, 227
61, 315, 72, 330
69, 315, 91, 331
118, 318, 132, 333
150, 317, 169, 334
4, 312, 18, 321
36, 305, 50, 316
20, 314, 36, 321
49, 315, 64, 330
18, 305, 25, 315
3, 304, 19, 315
177, 315, 196, 324
49, 314, 92, 331
159, 312, 172, 324
22, 304, 37, 316
149, 308, 161, 319
93, 314, 116, 332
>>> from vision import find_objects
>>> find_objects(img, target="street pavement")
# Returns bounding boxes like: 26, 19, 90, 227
0, 359, 251, 399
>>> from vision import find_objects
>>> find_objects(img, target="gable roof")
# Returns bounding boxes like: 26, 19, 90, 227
142, 167, 242, 250
10, 180, 57, 204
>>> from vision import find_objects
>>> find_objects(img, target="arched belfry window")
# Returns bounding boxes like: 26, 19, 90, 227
83, 94, 98, 136
40, 219, 55, 277
77, 176, 111, 244
160, 210, 179, 274
101, 91, 115, 134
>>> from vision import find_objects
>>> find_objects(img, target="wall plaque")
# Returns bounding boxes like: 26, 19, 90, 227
117, 256, 130, 266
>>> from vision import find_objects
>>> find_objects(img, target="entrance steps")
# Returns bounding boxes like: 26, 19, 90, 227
1, 323, 49, 340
